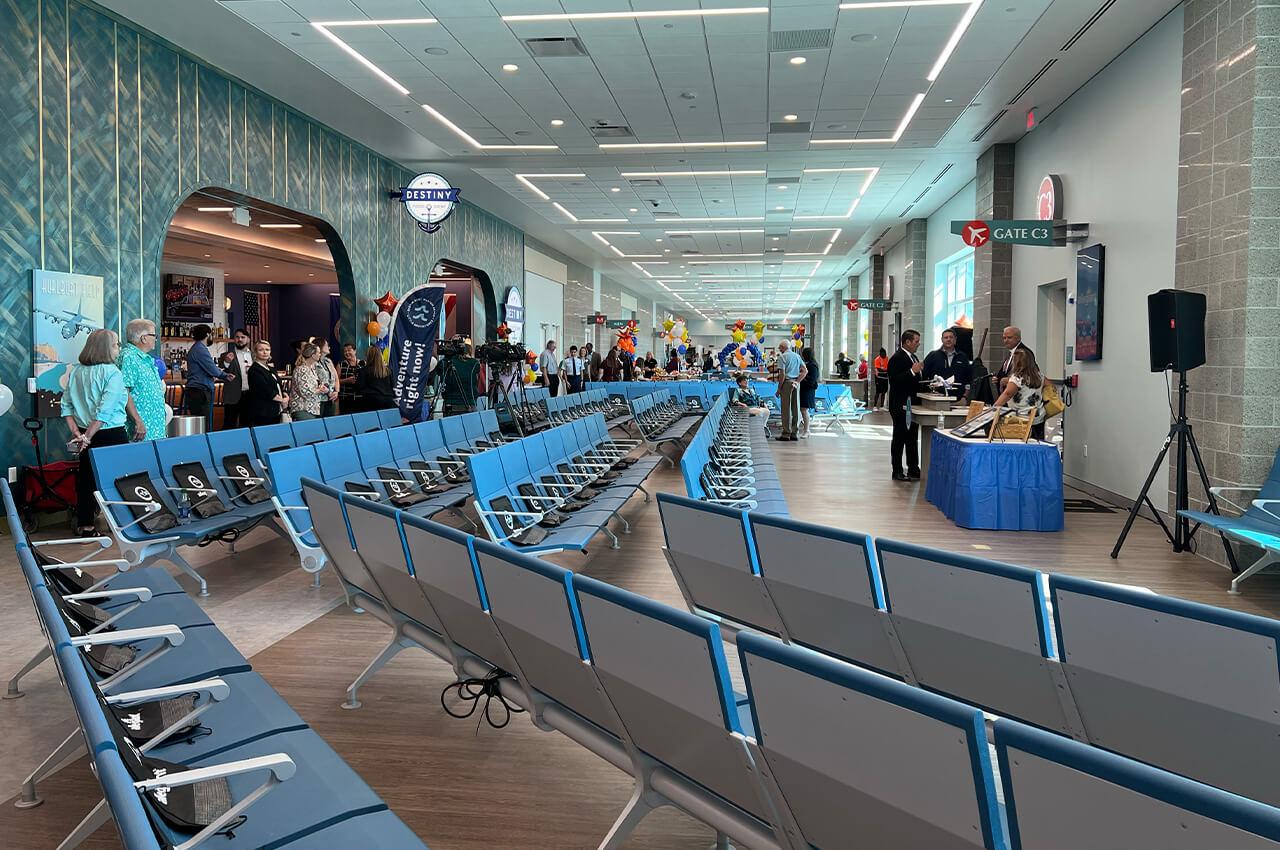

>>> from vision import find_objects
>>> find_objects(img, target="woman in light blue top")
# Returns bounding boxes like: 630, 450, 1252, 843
62, 328, 130, 534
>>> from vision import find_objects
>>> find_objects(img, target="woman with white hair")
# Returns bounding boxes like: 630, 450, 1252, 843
62, 329, 128, 535
117, 318, 166, 440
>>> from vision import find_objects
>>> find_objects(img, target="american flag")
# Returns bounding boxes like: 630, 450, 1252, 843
243, 290, 269, 347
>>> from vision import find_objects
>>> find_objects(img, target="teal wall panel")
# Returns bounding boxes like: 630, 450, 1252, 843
0, 0, 526, 470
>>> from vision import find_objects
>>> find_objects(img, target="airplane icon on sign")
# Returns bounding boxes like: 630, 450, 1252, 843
963, 222, 990, 247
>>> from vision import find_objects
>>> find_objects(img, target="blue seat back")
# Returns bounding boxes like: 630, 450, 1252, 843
262, 446, 321, 536
399, 513, 512, 666
748, 513, 903, 676
995, 718, 1280, 849
440, 415, 468, 449
387, 425, 425, 463
521, 432, 554, 479
354, 430, 396, 473
479, 409, 501, 438
252, 422, 296, 456
207, 428, 259, 469
875, 539, 1073, 734
496, 441, 532, 489
90, 442, 171, 532
352, 411, 382, 433
413, 420, 447, 457
300, 478, 382, 603
571, 574, 767, 819
324, 414, 356, 439
96, 752, 164, 850
291, 417, 328, 446
340, 494, 446, 636
57, 642, 117, 755
314, 436, 366, 488
376, 408, 402, 429
1049, 574, 1280, 805
153, 435, 221, 493
739, 632, 1005, 850
462, 412, 488, 444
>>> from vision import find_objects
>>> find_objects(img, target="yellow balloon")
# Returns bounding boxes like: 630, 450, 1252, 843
663, 317, 675, 332
753, 320, 765, 338
731, 329, 747, 344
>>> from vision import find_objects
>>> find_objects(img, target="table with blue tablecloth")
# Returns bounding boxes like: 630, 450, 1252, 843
925, 429, 1063, 531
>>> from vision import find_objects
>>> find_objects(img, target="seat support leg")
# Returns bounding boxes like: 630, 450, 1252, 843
6, 644, 53, 699
164, 549, 207, 597
1229, 551, 1279, 594
616, 514, 631, 535
598, 781, 666, 850
55, 797, 110, 850
447, 504, 478, 531
712, 833, 735, 850
602, 525, 620, 550
638, 484, 651, 504
342, 635, 412, 709
17, 730, 84, 808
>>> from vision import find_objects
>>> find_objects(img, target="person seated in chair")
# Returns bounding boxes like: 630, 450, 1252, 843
728, 373, 767, 417
990, 349, 1045, 436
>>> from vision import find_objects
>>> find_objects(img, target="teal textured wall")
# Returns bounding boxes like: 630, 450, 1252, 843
0, 0, 524, 467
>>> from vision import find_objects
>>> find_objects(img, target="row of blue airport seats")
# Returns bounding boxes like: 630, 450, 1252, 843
86, 408, 470, 594
466, 414, 658, 554
658, 490, 1280, 811
2, 480, 427, 850
628, 389, 702, 451
545, 387, 631, 425
298, 479, 1280, 850
587, 379, 729, 411
680, 394, 788, 515
496, 384, 550, 430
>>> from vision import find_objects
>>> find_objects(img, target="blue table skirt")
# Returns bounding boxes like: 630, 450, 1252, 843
925, 430, 1064, 531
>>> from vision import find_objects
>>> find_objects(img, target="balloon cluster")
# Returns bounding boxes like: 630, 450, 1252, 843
523, 348, 539, 384
365, 291, 400, 362
791, 322, 806, 342
717, 318, 766, 369
662, 316, 691, 356
616, 318, 639, 359
495, 322, 511, 340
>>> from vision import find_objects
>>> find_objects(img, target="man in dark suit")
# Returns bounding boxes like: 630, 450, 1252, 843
219, 328, 254, 430
921, 329, 972, 400
887, 329, 926, 481
993, 325, 1035, 384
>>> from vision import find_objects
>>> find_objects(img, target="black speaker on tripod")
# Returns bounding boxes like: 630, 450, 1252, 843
1147, 289, 1206, 373
1114, 288, 1236, 573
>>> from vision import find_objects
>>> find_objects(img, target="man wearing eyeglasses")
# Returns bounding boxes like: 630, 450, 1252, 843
118, 319, 167, 441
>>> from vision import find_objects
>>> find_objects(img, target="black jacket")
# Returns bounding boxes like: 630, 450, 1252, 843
921, 348, 972, 394
356, 369, 396, 410
246, 362, 284, 421
995, 342, 1035, 381
886, 348, 923, 412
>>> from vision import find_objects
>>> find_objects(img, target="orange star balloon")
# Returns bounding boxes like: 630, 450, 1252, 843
374, 291, 399, 314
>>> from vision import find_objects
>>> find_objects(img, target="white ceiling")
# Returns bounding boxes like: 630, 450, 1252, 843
107, 0, 1181, 322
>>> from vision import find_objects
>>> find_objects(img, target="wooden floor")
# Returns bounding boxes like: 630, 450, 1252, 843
6, 414, 1280, 849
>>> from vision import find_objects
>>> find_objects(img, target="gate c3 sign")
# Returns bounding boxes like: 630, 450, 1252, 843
951, 219, 1056, 247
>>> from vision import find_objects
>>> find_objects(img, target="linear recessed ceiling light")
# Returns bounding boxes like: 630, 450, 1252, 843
838, 1, 979, 82
197, 206, 234, 212
502, 63, 519, 72
515, 173, 585, 200
659, 216, 765, 222
810, 93, 924, 144
314, 18, 438, 26
502, 7, 768, 22
422, 104, 558, 150
789, 56, 807, 65
783, 114, 798, 121
599, 141, 766, 149
550, 119, 564, 126
311, 23, 422, 95
259, 223, 302, 228
551, 202, 625, 224
802, 166, 880, 196
618, 170, 766, 177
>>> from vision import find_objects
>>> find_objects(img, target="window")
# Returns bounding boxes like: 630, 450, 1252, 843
933, 249, 974, 341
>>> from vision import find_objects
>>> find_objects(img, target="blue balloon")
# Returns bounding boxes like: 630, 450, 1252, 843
153, 356, 167, 380
677, 343, 687, 355
529, 361, 538, 372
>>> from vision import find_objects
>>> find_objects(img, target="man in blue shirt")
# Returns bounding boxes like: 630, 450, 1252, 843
774, 340, 807, 441
185, 324, 230, 420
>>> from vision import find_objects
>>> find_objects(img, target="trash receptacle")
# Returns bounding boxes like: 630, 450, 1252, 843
168, 415, 206, 438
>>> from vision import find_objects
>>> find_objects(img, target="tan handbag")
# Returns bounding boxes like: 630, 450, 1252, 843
1042, 380, 1065, 418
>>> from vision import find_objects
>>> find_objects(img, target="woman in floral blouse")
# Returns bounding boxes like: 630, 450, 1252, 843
287, 342, 325, 420
117, 318, 166, 440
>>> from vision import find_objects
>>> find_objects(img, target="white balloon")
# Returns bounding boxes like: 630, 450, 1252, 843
376, 310, 392, 329
0, 383, 12, 417
164, 404, 174, 425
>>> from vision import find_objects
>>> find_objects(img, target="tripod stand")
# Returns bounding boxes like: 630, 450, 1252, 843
488, 363, 527, 437
1111, 370, 1239, 571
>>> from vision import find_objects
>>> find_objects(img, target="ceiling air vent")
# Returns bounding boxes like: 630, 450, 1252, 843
627, 177, 664, 188
912, 188, 930, 204
769, 121, 812, 134
1060, 0, 1117, 52
971, 109, 1008, 142
769, 29, 832, 51
930, 163, 954, 184
589, 124, 635, 138
523, 37, 589, 57
899, 206, 914, 218
767, 175, 801, 185
1008, 59, 1057, 105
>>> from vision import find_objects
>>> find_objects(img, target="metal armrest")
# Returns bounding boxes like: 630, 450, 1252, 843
216, 474, 265, 485
107, 677, 230, 753
100, 499, 166, 534
703, 498, 758, 509
1211, 486, 1260, 515
71, 624, 186, 692
64, 587, 152, 634
31, 536, 112, 553
134, 753, 296, 850
1251, 499, 1280, 526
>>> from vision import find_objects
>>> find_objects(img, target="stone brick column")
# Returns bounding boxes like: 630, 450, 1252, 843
903, 218, 929, 333
869, 255, 886, 365
1172, 0, 1278, 568
972, 144, 1015, 352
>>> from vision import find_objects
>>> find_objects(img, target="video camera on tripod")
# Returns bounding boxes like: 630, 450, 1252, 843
475, 340, 527, 365
437, 335, 468, 358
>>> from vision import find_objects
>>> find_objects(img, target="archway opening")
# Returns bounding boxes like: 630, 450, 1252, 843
432, 259, 497, 343
160, 189, 354, 426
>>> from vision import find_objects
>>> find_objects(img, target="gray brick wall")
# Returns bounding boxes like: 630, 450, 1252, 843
870, 255, 886, 366
904, 218, 929, 332
973, 144, 1015, 340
